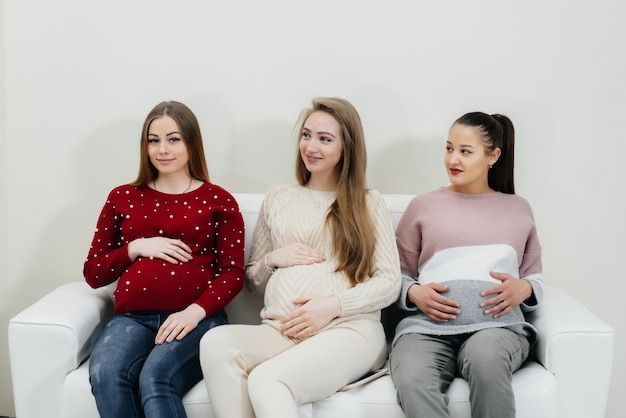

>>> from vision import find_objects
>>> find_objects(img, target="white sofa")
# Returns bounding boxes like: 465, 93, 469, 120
9, 193, 615, 418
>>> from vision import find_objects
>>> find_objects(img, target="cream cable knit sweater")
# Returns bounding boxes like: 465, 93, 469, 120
246, 184, 401, 334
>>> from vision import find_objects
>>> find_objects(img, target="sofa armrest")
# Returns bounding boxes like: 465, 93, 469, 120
9, 282, 114, 418
527, 285, 614, 418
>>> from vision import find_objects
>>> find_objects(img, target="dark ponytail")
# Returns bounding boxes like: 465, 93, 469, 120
455, 112, 515, 194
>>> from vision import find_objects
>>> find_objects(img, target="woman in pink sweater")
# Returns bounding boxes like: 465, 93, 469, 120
390, 112, 544, 418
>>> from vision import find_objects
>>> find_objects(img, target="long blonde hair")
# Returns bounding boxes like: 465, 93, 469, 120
296, 97, 375, 287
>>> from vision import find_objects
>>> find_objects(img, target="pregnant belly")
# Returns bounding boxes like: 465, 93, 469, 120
263, 263, 336, 320
435, 280, 526, 326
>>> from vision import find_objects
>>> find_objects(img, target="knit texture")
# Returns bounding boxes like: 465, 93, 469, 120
246, 184, 401, 334
83, 183, 245, 316
394, 188, 543, 345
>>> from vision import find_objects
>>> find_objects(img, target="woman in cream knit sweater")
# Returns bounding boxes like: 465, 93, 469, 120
200, 97, 401, 418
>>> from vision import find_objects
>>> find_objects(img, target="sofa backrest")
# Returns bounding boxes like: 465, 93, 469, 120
225, 192, 415, 325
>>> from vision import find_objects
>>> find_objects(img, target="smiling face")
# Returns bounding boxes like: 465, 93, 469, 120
299, 111, 344, 189
445, 123, 501, 194
147, 115, 190, 178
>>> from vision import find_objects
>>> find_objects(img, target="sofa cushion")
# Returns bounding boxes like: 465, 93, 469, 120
62, 357, 557, 418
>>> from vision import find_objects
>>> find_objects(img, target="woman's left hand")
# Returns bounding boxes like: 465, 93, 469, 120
480, 272, 533, 318
155, 303, 206, 344
279, 294, 341, 339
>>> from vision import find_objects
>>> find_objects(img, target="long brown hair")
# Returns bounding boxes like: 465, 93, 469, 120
296, 97, 375, 286
131, 101, 210, 186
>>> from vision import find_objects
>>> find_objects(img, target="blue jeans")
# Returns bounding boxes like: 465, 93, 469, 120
89, 310, 227, 418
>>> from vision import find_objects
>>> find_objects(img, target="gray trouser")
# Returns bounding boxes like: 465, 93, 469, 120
389, 328, 530, 418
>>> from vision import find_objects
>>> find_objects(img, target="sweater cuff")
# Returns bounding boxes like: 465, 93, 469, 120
399, 273, 419, 311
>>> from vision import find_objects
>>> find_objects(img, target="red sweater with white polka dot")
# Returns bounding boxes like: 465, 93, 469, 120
83, 182, 245, 316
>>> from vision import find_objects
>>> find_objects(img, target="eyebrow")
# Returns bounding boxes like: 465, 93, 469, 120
447, 140, 474, 148
303, 126, 337, 138
148, 131, 181, 137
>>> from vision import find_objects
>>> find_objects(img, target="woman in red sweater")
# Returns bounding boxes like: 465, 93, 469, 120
84, 101, 245, 418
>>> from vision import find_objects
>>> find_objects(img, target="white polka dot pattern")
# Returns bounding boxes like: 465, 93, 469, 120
84, 183, 245, 316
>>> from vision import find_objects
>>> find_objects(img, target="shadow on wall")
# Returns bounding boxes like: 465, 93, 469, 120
180, 91, 296, 194
222, 121, 296, 193
20, 118, 138, 299
341, 82, 452, 195
369, 136, 449, 195
2, 117, 138, 416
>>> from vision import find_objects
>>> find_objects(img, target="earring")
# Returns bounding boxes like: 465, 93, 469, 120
489, 165, 493, 169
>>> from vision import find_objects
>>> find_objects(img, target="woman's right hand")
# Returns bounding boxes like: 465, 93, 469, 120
408, 282, 460, 322
266, 243, 325, 269
128, 237, 192, 264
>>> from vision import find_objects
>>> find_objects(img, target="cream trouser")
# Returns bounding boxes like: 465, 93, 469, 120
200, 321, 386, 418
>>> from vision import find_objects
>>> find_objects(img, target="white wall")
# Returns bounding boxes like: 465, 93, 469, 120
2, 0, 624, 416
0, 0, 8, 410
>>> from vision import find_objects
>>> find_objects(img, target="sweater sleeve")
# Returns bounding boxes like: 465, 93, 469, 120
83, 189, 134, 289
334, 191, 402, 316
193, 196, 246, 317
395, 197, 422, 311
245, 189, 275, 294
520, 208, 544, 311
